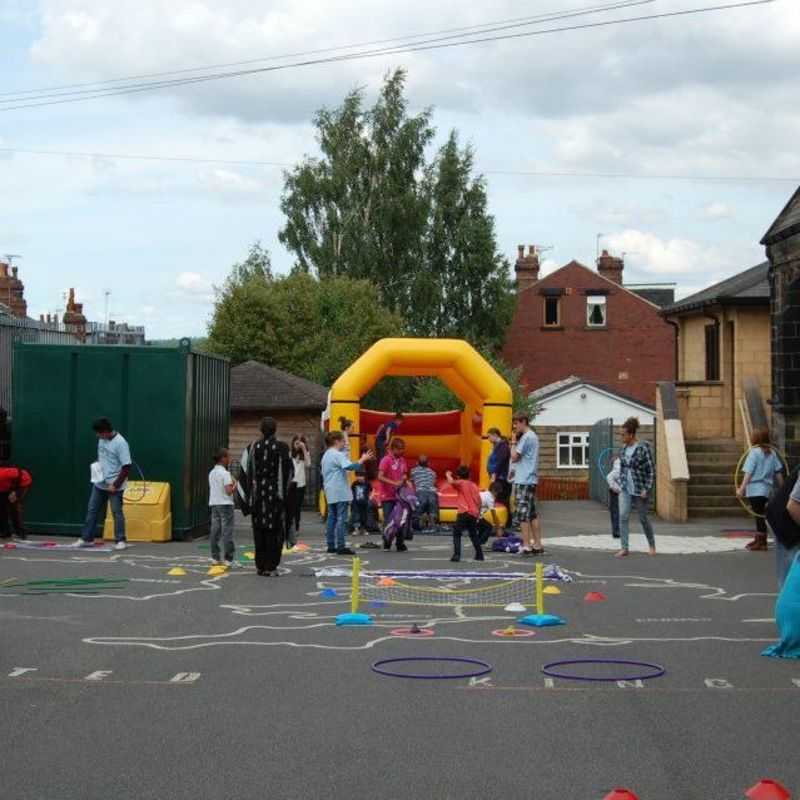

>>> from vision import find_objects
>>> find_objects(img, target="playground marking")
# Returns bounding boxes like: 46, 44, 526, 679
546, 534, 744, 554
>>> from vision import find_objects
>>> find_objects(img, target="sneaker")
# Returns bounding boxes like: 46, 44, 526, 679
337, 547, 355, 556
383, 539, 391, 551
75, 538, 95, 548
224, 560, 235, 569
211, 558, 224, 566
450, 555, 460, 562
114, 541, 127, 551
396, 544, 408, 553
474, 554, 485, 561
530, 548, 545, 556
326, 547, 337, 554
269, 570, 281, 577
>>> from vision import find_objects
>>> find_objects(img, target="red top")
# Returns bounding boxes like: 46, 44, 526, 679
0, 467, 32, 492
378, 455, 408, 501
451, 479, 481, 518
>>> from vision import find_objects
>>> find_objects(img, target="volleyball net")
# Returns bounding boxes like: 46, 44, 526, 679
347, 558, 548, 615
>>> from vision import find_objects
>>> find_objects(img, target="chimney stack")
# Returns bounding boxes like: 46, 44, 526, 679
597, 249, 624, 285
515, 244, 541, 293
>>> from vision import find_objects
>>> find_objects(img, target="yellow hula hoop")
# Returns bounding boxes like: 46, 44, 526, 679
734, 446, 789, 519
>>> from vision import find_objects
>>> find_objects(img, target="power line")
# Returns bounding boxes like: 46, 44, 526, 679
0, 0, 651, 100
1, 145, 796, 183
0, 0, 774, 113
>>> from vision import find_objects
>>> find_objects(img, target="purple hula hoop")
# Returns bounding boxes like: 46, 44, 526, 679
542, 659, 665, 682
372, 656, 493, 680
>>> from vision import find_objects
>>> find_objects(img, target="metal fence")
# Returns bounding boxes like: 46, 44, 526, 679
0, 316, 76, 415
588, 417, 614, 505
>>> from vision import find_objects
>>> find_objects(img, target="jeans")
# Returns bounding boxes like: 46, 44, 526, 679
326, 501, 349, 551
350, 500, 369, 531
776, 539, 800, 590
619, 490, 654, 550
609, 490, 620, 537
82, 484, 125, 542
416, 490, 439, 526
210, 505, 235, 562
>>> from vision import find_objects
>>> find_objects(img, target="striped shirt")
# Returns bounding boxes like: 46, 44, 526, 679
411, 466, 437, 493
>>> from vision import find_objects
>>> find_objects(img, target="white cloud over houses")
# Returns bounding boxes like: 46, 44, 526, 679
701, 201, 734, 220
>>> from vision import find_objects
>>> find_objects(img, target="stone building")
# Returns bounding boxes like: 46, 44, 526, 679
763, 186, 800, 468
503, 247, 676, 407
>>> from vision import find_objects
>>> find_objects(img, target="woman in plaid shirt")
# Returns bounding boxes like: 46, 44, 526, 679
616, 417, 656, 557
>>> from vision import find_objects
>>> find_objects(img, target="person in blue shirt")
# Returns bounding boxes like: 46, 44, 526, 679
737, 428, 784, 552
374, 412, 403, 461
510, 413, 542, 555
76, 417, 132, 551
321, 431, 373, 555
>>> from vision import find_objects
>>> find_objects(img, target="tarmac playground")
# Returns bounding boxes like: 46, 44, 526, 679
0, 502, 796, 800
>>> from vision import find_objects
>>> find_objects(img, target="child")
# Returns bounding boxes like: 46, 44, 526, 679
378, 438, 409, 552
737, 428, 784, 551
322, 431, 372, 555
375, 412, 404, 461
606, 457, 622, 539
445, 466, 484, 563
476, 481, 503, 546
209, 448, 237, 567
350, 469, 370, 535
0, 463, 32, 540
411, 455, 439, 531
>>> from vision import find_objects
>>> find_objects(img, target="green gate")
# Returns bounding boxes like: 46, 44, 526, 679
589, 417, 614, 506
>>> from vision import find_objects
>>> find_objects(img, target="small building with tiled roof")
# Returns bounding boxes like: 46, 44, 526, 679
229, 361, 329, 505
661, 261, 771, 446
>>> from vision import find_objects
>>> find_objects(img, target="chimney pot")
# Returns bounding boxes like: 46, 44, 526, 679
517, 245, 525, 258
11, 267, 18, 278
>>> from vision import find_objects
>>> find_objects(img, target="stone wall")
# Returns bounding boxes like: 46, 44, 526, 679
655, 383, 689, 522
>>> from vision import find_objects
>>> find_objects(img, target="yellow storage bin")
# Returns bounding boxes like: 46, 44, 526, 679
103, 481, 172, 542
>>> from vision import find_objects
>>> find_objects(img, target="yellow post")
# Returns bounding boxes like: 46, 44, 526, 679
351, 557, 361, 615
535, 562, 544, 616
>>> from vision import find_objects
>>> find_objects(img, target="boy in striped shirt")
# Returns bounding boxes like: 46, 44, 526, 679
411, 455, 439, 531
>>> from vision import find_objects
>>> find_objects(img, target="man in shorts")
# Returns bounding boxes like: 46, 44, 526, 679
510, 413, 543, 555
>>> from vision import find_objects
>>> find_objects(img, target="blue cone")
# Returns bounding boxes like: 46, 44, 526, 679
519, 613, 565, 628
336, 612, 374, 626
321, 588, 338, 598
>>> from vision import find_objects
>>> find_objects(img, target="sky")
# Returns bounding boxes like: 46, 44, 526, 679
0, 0, 798, 338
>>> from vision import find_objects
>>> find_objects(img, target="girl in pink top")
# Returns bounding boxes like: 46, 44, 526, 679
378, 438, 409, 552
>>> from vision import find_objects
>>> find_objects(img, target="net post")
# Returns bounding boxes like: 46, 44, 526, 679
351, 557, 361, 614
535, 561, 544, 615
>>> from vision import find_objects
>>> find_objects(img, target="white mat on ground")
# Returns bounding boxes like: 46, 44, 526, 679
546, 534, 743, 554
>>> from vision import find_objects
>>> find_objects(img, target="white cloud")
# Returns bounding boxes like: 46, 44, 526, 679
604, 229, 732, 276
175, 271, 213, 297
701, 201, 734, 220
200, 168, 264, 195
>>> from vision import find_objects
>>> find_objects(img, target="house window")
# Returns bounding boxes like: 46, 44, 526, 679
544, 297, 560, 326
586, 295, 607, 327
557, 432, 590, 468
705, 324, 720, 381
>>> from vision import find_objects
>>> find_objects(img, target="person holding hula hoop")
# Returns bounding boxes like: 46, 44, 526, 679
616, 417, 656, 558
737, 428, 784, 552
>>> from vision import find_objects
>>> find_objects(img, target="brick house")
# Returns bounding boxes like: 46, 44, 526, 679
763, 186, 800, 468
229, 360, 328, 505
503, 247, 676, 407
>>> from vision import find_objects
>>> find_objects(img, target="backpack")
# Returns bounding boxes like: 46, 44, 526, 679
766, 468, 800, 550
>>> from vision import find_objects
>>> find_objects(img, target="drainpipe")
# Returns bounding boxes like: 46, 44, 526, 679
664, 317, 680, 381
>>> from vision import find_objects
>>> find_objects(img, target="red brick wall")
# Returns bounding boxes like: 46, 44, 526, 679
503, 262, 675, 406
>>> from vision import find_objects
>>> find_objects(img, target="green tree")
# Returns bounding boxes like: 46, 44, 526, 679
206, 250, 403, 386
279, 69, 515, 351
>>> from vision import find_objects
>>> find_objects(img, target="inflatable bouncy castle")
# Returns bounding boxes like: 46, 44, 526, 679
325, 338, 513, 523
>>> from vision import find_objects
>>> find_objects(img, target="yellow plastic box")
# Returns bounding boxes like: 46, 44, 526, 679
103, 481, 172, 542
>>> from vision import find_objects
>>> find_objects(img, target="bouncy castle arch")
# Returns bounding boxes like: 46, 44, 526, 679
329, 338, 513, 488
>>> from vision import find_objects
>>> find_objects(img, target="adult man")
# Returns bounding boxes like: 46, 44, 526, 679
238, 417, 293, 576
77, 418, 131, 550
510, 413, 543, 555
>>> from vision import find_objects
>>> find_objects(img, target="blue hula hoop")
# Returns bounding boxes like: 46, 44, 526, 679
372, 656, 493, 680
542, 658, 665, 682
596, 447, 616, 475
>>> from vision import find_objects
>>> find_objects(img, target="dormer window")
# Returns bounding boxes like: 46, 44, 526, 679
587, 295, 607, 327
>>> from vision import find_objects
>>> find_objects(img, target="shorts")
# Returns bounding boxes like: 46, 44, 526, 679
513, 484, 538, 522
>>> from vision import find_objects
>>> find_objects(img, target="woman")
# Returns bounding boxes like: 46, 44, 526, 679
238, 417, 292, 576
487, 427, 511, 536
737, 428, 784, 551
616, 417, 656, 557
285, 435, 311, 547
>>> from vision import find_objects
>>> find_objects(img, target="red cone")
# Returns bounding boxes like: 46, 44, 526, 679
585, 591, 607, 603
3, 542, 16, 549
746, 779, 791, 800
603, 790, 639, 800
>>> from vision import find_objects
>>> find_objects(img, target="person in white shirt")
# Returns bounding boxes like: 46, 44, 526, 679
208, 447, 237, 567
286, 435, 311, 546
476, 481, 503, 545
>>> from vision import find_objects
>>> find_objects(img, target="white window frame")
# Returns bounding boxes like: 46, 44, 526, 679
586, 294, 607, 327
557, 431, 590, 469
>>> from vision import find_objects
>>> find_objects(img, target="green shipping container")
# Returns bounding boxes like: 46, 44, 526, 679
12, 339, 229, 540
